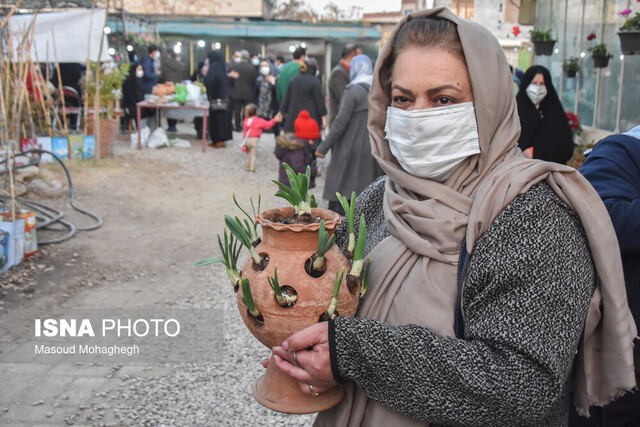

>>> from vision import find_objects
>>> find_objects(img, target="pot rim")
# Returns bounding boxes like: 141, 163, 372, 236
257, 207, 342, 232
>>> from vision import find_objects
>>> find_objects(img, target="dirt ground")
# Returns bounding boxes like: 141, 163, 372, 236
0, 127, 324, 425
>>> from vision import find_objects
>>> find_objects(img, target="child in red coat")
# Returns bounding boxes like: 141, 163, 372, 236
243, 104, 279, 172
274, 110, 320, 187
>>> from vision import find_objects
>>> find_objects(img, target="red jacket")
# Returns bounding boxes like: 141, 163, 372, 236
243, 116, 277, 138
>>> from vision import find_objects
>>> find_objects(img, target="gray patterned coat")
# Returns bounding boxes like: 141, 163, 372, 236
327, 177, 595, 426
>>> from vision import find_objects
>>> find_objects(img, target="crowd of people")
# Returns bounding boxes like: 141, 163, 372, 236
40, 7, 639, 425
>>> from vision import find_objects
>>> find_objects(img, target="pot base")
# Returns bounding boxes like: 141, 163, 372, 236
253, 357, 345, 414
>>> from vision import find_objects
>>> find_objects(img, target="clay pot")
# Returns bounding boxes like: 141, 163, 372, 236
237, 207, 359, 413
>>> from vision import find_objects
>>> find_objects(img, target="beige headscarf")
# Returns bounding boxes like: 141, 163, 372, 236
314, 7, 636, 426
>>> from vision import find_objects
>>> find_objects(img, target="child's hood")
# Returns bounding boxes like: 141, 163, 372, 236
276, 133, 305, 150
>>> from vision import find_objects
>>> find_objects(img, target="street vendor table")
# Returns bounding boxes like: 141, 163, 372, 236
136, 100, 209, 152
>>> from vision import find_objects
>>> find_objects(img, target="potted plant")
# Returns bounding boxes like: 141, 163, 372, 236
81, 62, 129, 157
586, 33, 613, 68
565, 111, 583, 145
563, 56, 580, 78
530, 28, 556, 56
618, 6, 640, 55
197, 164, 366, 414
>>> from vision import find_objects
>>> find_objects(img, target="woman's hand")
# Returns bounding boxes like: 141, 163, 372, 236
315, 150, 325, 158
266, 75, 276, 85
321, 116, 327, 129
523, 147, 534, 159
271, 322, 337, 395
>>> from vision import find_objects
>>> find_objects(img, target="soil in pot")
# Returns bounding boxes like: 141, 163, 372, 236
270, 212, 318, 225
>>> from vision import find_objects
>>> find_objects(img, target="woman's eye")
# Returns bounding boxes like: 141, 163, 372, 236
392, 95, 410, 105
435, 96, 456, 105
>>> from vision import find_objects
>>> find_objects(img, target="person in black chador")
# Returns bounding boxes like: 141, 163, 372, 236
516, 65, 574, 164
204, 50, 233, 148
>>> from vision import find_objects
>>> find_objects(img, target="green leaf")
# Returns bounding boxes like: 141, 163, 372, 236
241, 278, 260, 318
193, 257, 225, 267
353, 214, 367, 262
225, 215, 252, 249
273, 163, 312, 215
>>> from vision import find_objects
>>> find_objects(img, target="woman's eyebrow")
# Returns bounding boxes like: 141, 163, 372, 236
391, 84, 413, 95
427, 84, 463, 95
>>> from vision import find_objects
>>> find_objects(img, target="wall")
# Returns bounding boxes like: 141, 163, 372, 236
533, 0, 640, 133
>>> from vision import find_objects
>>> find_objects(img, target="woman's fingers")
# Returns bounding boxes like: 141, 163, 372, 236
299, 382, 329, 395
272, 353, 313, 383
281, 322, 329, 352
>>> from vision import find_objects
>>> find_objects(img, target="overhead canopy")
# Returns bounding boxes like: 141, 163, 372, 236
157, 19, 382, 40
9, 8, 111, 63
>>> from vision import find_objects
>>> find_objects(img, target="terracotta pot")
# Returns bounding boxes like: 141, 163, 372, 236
532, 40, 556, 56
237, 207, 360, 413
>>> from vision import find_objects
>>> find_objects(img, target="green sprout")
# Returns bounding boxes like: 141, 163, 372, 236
346, 214, 367, 294
312, 220, 335, 271
241, 277, 261, 319
233, 193, 261, 246
327, 266, 346, 320
360, 258, 371, 299
194, 228, 242, 291
310, 194, 318, 208
336, 191, 356, 255
272, 163, 312, 216
225, 214, 263, 266
268, 264, 297, 307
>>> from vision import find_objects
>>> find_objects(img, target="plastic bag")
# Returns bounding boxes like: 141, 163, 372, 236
186, 82, 201, 103
174, 83, 188, 105
146, 127, 169, 149
241, 144, 248, 153
130, 126, 151, 149
172, 138, 191, 148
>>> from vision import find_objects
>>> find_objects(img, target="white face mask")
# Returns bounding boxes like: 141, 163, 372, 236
234, 57, 241, 63
526, 83, 547, 105
260, 66, 270, 76
154, 52, 161, 60
384, 102, 481, 182
136, 69, 144, 79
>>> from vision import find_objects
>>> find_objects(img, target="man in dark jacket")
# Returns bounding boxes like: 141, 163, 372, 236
328, 43, 360, 126
229, 50, 256, 131
137, 44, 159, 96
577, 125, 640, 427
160, 50, 186, 132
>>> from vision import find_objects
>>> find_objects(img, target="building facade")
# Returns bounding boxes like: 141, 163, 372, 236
363, 0, 534, 69
533, 0, 639, 134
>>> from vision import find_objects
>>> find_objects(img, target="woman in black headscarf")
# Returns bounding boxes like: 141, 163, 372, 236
279, 58, 327, 133
516, 65, 574, 164
204, 50, 233, 148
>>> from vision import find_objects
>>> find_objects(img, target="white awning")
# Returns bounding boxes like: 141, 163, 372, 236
8, 8, 112, 63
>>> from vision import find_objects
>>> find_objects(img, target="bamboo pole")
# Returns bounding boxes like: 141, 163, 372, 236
6, 144, 16, 222
93, 0, 109, 160
0, 0, 24, 31
51, 27, 69, 136
84, 0, 97, 135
